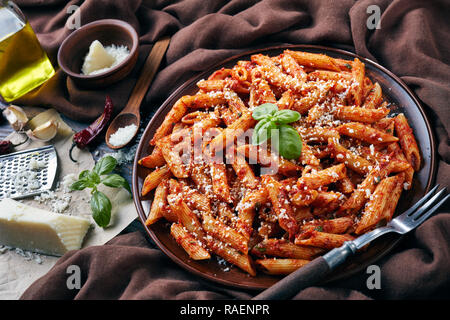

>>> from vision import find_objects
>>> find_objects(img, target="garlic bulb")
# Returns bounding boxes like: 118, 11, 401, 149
2, 105, 29, 131
26, 120, 59, 142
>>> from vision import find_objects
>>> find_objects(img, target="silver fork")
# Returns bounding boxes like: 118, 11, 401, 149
253, 185, 449, 300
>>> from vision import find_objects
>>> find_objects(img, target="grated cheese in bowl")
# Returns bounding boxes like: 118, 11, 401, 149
81, 40, 130, 76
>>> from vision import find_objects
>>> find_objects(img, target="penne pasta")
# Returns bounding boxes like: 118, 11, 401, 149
297, 163, 347, 190
167, 194, 207, 242
328, 137, 372, 175
394, 113, 421, 171
295, 231, 355, 249
387, 142, 414, 190
291, 83, 333, 114
232, 155, 259, 189
145, 179, 169, 226
151, 98, 187, 145
235, 144, 302, 176
337, 122, 399, 145
251, 238, 324, 259
236, 187, 269, 240
310, 191, 345, 216
337, 159, 411, 216
349, 58, 365, 107
141, 166, 172, 196
251, 54, 303, 93
298, 126, 340, 143
207, 237, 256, 276
285, 50, 340, 71
138, 49, 421, 277
298, 217, 354, 235
181, 93, 227, 109
279, 52, 307, 81
157, 136, 191, 178
171, 223, 211, 260
362, 82, 382, 109
355, 174, 404, 234
307, 70, 352, 82
262, 175, 299, 240
255, 258, 310, 275
202, 213, 248, 254
380, 173, 405, 222
196, 79, 227, 92
333, 106, 389, 123
207, 111, 256, 153
210, 162, 233, 203
138, 146, 166, 169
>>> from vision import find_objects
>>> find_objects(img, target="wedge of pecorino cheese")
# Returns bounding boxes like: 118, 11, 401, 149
0, 198, 91, 256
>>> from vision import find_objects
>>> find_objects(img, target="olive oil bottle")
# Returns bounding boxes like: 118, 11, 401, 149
0, 1, 55, 102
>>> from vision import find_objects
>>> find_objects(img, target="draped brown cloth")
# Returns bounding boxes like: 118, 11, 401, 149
17, 0, 450, 299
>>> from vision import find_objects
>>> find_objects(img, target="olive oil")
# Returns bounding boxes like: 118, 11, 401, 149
0, 5, 55, 102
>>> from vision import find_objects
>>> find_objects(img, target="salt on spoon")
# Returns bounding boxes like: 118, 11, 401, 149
105, 37, 171, 150
108, 124, 138, 147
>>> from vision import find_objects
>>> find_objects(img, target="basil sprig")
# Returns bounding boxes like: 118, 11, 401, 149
251, 103, 303, 160
70, 156, 132, 228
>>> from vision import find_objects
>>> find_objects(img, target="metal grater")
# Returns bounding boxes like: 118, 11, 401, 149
0, 145, 58, 200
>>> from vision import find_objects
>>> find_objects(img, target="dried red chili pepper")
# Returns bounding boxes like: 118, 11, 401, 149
69, 96, 113, 162
0, 140, 13, 155
0, 136, 29, 155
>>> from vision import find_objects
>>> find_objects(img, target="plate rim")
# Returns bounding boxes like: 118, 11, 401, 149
132, 44, 437, 290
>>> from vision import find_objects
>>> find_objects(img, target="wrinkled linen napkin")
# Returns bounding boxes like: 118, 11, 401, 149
0, 108, 137, 300
13, 0, 450, 299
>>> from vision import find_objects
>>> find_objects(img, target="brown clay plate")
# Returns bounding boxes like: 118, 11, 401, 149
132, 45, 437, 290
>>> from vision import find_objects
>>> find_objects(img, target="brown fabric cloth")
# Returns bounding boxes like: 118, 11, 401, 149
17, 0, 450, 299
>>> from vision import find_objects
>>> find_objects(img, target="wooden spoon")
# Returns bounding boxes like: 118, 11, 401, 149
105, 36, 171, 149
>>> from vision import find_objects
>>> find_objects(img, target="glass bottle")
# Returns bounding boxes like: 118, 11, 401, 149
0, 1, 55, 102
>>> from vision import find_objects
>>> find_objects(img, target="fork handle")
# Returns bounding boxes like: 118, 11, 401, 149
252, 242, 356, 300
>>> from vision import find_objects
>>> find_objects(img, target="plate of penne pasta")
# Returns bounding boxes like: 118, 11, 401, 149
132, 45, 436, 290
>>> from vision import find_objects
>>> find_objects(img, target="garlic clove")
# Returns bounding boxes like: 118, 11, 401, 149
27, 108, 73, 137
2, 105, 29, 131
26, 120, 59, 142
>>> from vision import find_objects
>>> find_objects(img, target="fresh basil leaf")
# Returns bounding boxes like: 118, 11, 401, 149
273, 109, 301, 124
276, 124, 303, 160
102, 174, 132, 194
70, 180, 88, 191
101, 174, 125, 188
93, 156, 117, 176
90, 191, 112, 228
254, 117, 270, 132
88, 170, 101, 184
252, 118, 269, 145
78, 170, 90, 180
255, 120, 277, 145
252, 103, 278, 121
